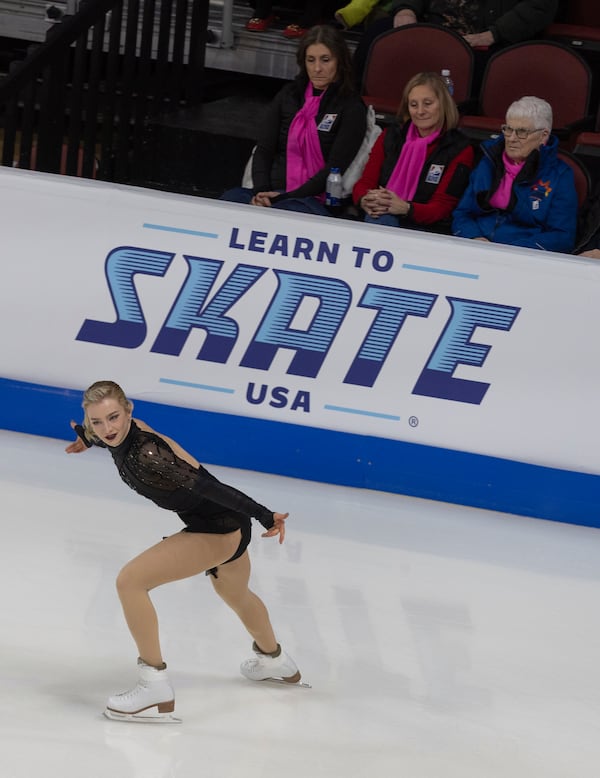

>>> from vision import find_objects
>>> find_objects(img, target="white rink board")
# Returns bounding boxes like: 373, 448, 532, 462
1, 166, 599, 477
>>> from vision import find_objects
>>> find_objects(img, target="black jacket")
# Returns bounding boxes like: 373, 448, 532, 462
252, 76, 367, 201
576, 182, 600, 254
391, 0, 558, 43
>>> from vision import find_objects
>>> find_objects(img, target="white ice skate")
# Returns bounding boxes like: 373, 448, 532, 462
240, 642, 311, 688
103, 659, 181, 723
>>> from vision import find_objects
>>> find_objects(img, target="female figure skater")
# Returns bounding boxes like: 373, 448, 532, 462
66, 380, 301, 722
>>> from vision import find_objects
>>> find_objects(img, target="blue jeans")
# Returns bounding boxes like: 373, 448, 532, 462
220, 187, 332, 217
275, 197, 331, 216
364, 213, 401, 228
220, 187, 255, 204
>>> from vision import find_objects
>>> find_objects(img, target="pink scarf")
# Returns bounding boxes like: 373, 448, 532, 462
286, 82, 326, 196
489, 152, 525, 209
386, 122, 441, 200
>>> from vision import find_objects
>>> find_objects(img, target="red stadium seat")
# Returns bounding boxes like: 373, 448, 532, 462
545, 0, 600, 53
361, 24, 474, 117
459, 41, 593, 142
557, 149, 591, 207
573, 132, 600, 156
573, 103, 600, 159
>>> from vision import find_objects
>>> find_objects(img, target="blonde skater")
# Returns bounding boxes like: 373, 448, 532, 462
66, 380, 302, 722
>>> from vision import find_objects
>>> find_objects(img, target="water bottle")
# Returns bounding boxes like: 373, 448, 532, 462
325, 167, 343, 213
441, 68, 454, 97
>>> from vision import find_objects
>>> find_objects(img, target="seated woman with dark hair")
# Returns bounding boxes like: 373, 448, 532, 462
221, 25, 366, 216
452, 96, 578, 252
352, 71, 474, 233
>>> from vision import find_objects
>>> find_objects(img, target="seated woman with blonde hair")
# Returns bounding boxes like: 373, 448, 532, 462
352, 71, 474, 233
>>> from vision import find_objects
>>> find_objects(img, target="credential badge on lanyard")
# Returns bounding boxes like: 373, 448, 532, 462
425, 164, 445, 184
318, 114, 338, 132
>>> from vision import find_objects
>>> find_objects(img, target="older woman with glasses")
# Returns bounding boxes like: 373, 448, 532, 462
452, 96, 577, 252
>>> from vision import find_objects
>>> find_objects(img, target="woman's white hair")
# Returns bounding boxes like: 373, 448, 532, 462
506, 96, 553, 131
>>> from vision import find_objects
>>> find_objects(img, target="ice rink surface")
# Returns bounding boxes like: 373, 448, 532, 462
1, 427, 599, 777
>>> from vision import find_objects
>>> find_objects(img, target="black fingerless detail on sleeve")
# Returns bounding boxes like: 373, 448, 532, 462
74, 423, 106, 448
254, 509, 275, 531
74, 424, 93, 448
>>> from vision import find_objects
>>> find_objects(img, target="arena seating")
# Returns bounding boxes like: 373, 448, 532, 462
361, 24, 474, 117
544, 0, 600, 53
458, 40, 593, 143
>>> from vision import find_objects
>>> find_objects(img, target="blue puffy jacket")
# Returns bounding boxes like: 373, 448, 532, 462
452, 134, 577, 253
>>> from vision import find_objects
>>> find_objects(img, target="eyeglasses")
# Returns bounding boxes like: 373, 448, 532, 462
501, 125, 546, 139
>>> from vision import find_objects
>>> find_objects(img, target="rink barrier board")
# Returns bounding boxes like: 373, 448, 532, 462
1, 376, 599, 529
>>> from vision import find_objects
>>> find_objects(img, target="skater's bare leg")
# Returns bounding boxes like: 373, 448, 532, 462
116, 530, 241, 666
209, 551, 278, 653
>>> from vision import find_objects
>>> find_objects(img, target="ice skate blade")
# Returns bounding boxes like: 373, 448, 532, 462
103, 707, 182, 723
259, 677, 312, 689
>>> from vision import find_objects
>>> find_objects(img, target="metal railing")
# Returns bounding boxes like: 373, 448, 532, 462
208, 0, 234, 49
0, 0, 209, 183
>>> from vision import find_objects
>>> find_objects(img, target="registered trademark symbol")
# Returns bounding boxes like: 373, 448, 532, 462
408, 416, 419, 427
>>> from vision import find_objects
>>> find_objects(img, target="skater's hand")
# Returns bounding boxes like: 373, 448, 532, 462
65, 420, 89, 454
262, 512, 289, 544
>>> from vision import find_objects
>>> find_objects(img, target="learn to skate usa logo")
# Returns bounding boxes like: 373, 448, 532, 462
75, 223, 520, 410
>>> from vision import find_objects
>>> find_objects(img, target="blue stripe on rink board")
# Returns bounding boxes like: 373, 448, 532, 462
323, 404, 401, 421
159, 377, 235, 394
401, 263, 479, 279
1, 376, 599, 529
142, 223, 219, 238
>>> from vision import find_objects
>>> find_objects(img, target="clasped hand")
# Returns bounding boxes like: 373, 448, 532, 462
251, 191, 279, 207
361, 187, 408, 217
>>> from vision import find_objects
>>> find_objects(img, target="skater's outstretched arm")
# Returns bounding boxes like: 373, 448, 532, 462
66, 416, 194, 458
65, 416, 289, 542
132, 421, 289, 540
67, 416, 199, 468
65, 421, 96, 453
